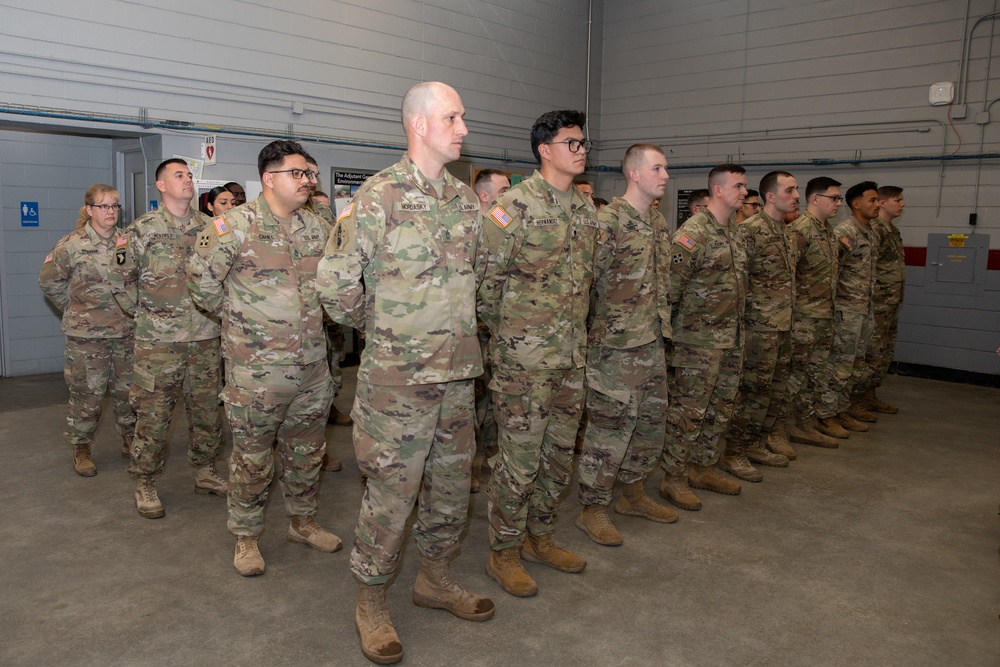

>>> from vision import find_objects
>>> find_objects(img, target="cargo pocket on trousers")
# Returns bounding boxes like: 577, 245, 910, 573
586, 387, 628, 430
352, 390, 405, 483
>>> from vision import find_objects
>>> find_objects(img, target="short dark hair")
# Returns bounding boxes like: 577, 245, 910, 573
878, 185, 903, 199
223, 181, 242, 190
806, 176, 841, 199
689, 189, 710, 206
473, 168, 506, 194
744, 188, 759, 199
759, 171, 792, 197
155, 158, 188, 181
530, 110, 586, 163
845, 180, 878, 208
708, 163, 745, 190
593, 197, 609, 207
257, 140, 313, 177
573, 178, 592, 187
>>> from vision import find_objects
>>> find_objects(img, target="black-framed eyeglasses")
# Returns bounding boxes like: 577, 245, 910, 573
745, 202, 761, 209
89, 204, 122, 212
547, 139, 593, 154
816, 194, 844, 203
268, 169, 317, 180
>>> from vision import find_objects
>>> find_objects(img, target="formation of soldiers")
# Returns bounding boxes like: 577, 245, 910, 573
39, 81, 906, 666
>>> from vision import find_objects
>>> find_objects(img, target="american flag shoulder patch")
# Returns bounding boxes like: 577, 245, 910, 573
213, 217, 230, 237
43, 252, 53, 264
840, 235, 852, 249
677, 234, 696, 250
490, 205, 512, 228
115, 234, 128, 248
337, 203, 354, 221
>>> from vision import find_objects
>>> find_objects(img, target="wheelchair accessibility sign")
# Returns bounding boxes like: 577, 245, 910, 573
21, 202, 39, 227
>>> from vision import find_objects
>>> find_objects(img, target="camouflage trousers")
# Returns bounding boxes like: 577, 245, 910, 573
784, 316, 834, 423
326, 321, 345, 397
816, 309, 874, 418
487, 368, 585, 550
864, 303, 901, 389
129, 339, 223, 477
63, 334, 135, 447
475, 335, 498, 461
661, 344, 743, 476
726, 329, 791, 452
224, 359, 332, 537
578, 340, 667, 507
350, 380, 475, 584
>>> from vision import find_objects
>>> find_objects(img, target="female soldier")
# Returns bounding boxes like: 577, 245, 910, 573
39, 184, 135, 476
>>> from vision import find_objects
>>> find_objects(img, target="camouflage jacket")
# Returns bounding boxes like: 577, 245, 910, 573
737, 210, 794, 332
669, 211, 747, 349
188, 195, 329, 366
478, 170, 600, 376
871, 216, 905, 306
788, 211, 838, 320
38, 222, 132, 338
833, 216, 876, 314
316, 154, 483, 385
589, 197, 670, 349
109, 205, 220, 342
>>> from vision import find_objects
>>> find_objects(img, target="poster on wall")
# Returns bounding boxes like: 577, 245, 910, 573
675, 189, 695, 227
331, 169, 377, 216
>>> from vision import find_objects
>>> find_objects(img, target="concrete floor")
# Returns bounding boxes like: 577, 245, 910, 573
1, 370, 998, 666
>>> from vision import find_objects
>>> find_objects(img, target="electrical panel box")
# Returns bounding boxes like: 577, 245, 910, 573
924, 233, 990, 296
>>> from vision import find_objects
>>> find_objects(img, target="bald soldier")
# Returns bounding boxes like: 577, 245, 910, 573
317, 82, 494, 665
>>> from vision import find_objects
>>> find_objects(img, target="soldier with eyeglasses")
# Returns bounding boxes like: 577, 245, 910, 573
479, 109, 601, 596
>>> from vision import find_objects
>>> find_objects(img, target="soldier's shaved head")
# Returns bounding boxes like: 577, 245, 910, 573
402, 82, 455, 132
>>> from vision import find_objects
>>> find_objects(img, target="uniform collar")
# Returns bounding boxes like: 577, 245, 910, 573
401, 154, 462, 202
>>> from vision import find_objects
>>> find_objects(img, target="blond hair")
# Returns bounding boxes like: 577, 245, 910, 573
76, 184, 119, 228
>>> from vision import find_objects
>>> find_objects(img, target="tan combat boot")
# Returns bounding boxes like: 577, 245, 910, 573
121, 435, 133, 459
328, 404, 354, 426
72, 444, 97, 477
321, 452, 343, 472
789, 420, 839, 448
814, 416, 850, 440
848, 397, 878, 423
287, 516, 342, 552
412, 556, 495, 621
234, 535, 265, 576
615, 480, 678, 523
764, 420, 797, 460
469, 471, 480, 494
134, 475, 165, 519
521, 533, 587, 573
863, 387, 898, 414
575, 504, 623, 545
658, 474, 702, 511
837, 412, 869, 432
194, 463, 228, 497
487, 547, 538, 597
356, 582, 403, 665
688, 464, 742, 495
746, 440, 790, 468
720, 453, 763, 482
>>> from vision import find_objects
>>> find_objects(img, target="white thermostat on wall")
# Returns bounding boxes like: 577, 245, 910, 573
929, 81, 955, 106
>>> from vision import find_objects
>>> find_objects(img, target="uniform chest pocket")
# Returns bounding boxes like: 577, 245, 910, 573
383, 225, 438, 279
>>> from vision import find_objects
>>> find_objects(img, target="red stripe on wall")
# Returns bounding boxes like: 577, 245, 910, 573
904, 246, 1000, 270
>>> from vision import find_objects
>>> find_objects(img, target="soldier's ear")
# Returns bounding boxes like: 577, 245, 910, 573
411, 113, 427, 138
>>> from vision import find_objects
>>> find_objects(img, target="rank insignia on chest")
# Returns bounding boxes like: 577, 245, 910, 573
115, 234, 128, 248
213, 217, 230, 237
43, 253, 53, 264
490, 205, 512, 228
677, 234, 696, 250
840, 235, 852, 249
673, 252, 684, 264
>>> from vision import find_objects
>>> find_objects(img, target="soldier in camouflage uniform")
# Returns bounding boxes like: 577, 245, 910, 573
39, 184, 135, 477
723, 172, 799, 483
471, 169, 511, 492
575, 144, 676, 546
659, 164, 748, 512
478, 110, 600, 597
109, 159, 225, 520
785, 177, 843, 449
860, 185, 906, 414
317, 83, 494, 666
815, 181, 879, 438
188, 141, 342, 578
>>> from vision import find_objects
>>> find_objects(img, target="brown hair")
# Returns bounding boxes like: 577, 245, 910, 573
76, 184, 119, 228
